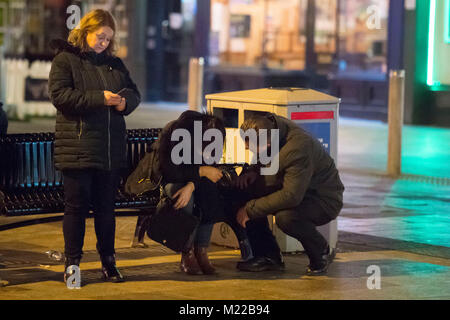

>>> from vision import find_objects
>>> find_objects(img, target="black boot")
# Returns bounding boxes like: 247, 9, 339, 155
180, 248, 201, 275
194, 246, 216, 275
238, 238, 254, 262
306, 245, 335, 276
64, 257, 81, 288
100, 255, 124, 283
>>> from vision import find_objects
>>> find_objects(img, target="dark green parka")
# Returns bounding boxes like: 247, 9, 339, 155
48, 39, 140, 171
245, 114, 345, 220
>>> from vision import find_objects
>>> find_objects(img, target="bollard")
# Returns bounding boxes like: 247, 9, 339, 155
387, 70, 405, 177
0, 47, 5, 105
188, 57, 204, 111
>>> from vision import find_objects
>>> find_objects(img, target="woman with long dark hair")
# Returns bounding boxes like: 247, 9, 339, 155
159, 110, 226, 275
48, 9, 140, 285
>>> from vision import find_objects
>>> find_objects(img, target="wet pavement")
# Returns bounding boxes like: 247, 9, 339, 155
1, 102, 449, 299
338, 117, 450, 179
340, 171, 450, 249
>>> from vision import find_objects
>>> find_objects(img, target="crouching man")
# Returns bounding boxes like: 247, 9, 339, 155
234, 113, 344, 275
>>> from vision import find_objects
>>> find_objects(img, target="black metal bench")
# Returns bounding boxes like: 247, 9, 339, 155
0, 129, 161, 246
0, 129, 251, 259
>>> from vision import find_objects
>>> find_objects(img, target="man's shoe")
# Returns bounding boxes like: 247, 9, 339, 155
237, 256, 285, 272
101, 255, 124, 283
306, 260, 328, 276
305, 245, 335, 276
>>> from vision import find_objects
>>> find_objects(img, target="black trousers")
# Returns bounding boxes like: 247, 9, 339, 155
62, 169, 120, 260
247, 196, 332, 264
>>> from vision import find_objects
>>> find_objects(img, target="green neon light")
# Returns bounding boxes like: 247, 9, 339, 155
445, 0, 450, 43
427, 0, 436, 86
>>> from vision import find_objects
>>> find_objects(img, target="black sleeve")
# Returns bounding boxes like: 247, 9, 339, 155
48, 53, 105, 115
158, 122, 201, 187
161, 162, 201, 187
246, 146, 314, 219
114, 58, 141, 116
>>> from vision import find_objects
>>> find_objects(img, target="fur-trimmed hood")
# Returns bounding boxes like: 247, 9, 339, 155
49, 39, 111, 65
49, 39, 82, 56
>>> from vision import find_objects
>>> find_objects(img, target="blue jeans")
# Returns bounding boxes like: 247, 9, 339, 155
163, 182, 214, 247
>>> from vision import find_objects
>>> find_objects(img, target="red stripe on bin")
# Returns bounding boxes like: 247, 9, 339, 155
291, 111, 334, 120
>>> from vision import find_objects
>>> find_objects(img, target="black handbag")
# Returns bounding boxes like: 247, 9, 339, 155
146, 190, 200, 253
124, 143, 162, 197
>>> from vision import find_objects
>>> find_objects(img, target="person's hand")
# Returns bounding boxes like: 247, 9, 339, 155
199, 166, 223, 183
236, 206, 250, 228
173, 182, 195, 210
233, 171, 258, 189
103, 91, 122, 106
115, 97, 126, 112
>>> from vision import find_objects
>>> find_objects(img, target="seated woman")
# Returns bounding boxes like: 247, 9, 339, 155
158, 110, 226, 275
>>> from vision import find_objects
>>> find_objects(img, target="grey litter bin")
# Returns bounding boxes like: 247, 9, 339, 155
206, 87, 341, 252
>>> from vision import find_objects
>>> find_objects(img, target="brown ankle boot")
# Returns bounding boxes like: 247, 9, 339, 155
180, 248, 201, 275
194, 246, 216, 275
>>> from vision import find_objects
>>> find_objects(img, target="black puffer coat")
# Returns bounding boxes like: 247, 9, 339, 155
48, 39, 140, 171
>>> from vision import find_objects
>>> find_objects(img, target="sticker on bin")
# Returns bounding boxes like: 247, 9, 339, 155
291, 111, 334, 120
298, 123, 331, 154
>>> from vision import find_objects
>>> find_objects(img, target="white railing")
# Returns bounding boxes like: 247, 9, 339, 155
1, 58, 55, 119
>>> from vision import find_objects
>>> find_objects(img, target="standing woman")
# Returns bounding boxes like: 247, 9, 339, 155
48, 9, 140, 284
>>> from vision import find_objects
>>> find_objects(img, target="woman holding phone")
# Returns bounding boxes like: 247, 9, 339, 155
48, 9, 140, 285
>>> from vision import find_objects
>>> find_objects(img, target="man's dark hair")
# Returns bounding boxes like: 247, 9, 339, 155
240, 115, 276, 149
240, 115, 275, 133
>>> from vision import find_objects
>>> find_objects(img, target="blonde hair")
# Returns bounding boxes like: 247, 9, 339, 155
68, 9, 116, 55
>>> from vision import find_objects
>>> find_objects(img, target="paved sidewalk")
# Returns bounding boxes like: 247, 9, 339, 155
338, 117, 450, 178
0, 218, 449, 300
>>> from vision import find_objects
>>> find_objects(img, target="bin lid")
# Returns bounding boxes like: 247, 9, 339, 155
205, 88, 340, 105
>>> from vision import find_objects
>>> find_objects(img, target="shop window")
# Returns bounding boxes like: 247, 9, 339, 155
337, 0, 388, 73
210, 0, 308, 70
210, 0, 388, 74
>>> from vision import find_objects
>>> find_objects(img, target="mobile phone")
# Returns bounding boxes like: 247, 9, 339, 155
117, 88, 127, 95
